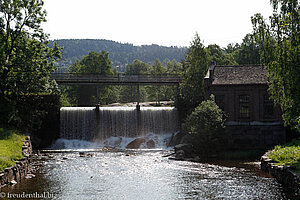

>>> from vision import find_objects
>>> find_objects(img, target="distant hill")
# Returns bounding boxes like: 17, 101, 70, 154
49, 39, 187, 72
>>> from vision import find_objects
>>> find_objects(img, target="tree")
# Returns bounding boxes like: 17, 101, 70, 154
125, 59, 149, 75
119, 60, 149, 103
163, 60, 183, 101
225, 43, 240, 54
67, 51, 114, 105
235, 33, 261, 65
182, 96, 227, 157
146, 59, 166, 104
166, 59, 183, 75
207, 44, 237, 65
252, 0, 300, 132
0, 0, 61, 130
178, 33, 210, 118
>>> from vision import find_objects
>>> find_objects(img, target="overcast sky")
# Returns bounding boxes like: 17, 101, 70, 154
43, 0, 273, 47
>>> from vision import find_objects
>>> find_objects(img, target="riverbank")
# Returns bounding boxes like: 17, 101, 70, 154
0, 129, 26, 171
268, 138, 300, 173
261, 139, 300, 195
0, 129, 32, 187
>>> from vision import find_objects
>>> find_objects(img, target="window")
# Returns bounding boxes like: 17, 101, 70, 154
263, 95, 274, 117
239, 95, 250, 119
215, 95, 225, 111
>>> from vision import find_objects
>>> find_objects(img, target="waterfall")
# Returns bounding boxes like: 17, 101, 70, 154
60, 107, 179, 143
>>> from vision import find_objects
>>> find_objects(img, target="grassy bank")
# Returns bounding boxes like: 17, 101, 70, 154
268, 138, 300, 173
0, 128, 26, 171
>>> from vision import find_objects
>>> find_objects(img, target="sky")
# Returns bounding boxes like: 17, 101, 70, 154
43, 0, 273, 48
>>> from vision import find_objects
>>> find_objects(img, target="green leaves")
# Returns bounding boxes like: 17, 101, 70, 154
125, 59, 149, 75
182, 96, 227, 156
179, 33, 209, 112
251, 0, 300, 132
66, 51, 114, 105
0, 0, 62, 130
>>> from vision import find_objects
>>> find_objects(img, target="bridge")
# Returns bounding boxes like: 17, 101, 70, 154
51, 73, 182, 85
51, 73, 182, 107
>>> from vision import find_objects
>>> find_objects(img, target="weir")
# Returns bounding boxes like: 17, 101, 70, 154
60, 106, 179, 143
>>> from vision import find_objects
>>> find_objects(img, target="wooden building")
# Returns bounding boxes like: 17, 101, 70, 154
204, 63, 285, 149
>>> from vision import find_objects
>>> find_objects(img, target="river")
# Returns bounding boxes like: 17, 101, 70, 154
1, 149, 291, 200
0, 106, 294, 199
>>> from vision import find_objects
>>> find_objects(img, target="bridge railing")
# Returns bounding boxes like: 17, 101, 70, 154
51, 73, 182, 85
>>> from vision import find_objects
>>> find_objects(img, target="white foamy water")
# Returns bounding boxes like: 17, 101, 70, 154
51, 133, 174, 150
58, 107, 179, 149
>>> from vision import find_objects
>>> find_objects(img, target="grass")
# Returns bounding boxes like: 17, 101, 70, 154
268, 138, 300, 173
0, 128, 26, 171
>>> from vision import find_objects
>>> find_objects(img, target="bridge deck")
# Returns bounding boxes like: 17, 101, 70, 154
51, 73, 182, 85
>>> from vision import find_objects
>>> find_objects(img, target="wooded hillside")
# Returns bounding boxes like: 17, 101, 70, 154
49, 39, 187, 72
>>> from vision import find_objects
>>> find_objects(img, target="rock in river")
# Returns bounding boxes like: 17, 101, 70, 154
126, 138, 146, 149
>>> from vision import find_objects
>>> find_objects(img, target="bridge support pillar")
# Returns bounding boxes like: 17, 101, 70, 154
96, 86, 99, 104
137, 84, 140, 107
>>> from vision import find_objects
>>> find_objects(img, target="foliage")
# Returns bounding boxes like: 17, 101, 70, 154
49, 39, 187, 72
182, 96, 227, 157
59, 92, 73, 107
0, 128, 26, 171
251, 0, 300, 132
65, 51, 115, 106
0, 0, 61, 130
118, 60, 149, 103
125, 59, 150, 75
166, 59, 183, 74
178, 33, 210, 118
224, 34, 261, 65
234, 34, 261, 65
207, 44, 237, 65
146, 59, 166, 104
268, 138, 300, 171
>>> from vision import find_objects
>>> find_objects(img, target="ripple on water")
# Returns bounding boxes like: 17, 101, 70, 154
1, 150, 289, 200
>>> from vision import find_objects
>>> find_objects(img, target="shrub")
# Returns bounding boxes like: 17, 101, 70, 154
182, 96, 227, 157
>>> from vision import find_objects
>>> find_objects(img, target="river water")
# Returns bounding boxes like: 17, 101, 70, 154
0, 106, 294, 199
1, 149, 291, 200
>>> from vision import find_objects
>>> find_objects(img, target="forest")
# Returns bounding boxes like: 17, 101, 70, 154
0, 0, 298, 134
49, 34, 262, 73
49, 39, 187, 72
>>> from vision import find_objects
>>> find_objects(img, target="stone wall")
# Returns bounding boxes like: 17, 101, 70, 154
0, 136, 32, 187
261, 153, 300, 195
227, 124, 285, 150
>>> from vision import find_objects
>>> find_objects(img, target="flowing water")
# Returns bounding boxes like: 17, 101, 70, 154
0, 149, 290, 200
0, 107, 294, 199
60, 107, 179, 141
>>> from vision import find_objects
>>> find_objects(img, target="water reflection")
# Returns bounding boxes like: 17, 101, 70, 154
1, 150, 290, 200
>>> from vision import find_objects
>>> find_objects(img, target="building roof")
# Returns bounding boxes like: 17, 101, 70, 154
209, 65, 268, 85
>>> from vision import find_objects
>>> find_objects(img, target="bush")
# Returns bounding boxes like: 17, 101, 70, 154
182, 96, 227, 157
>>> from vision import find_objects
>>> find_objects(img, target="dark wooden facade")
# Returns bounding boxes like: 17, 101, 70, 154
204, 64, 285, 149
